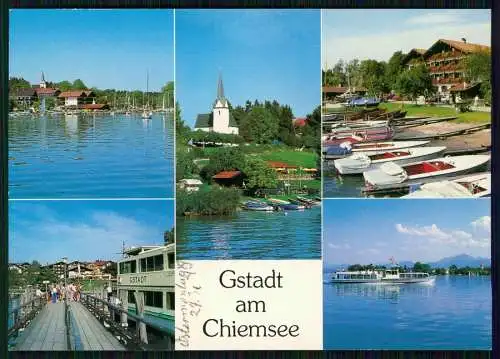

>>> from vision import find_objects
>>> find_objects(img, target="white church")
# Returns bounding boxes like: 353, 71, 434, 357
194, 73, 239, 135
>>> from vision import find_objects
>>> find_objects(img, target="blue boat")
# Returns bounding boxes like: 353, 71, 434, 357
346, 97, 380, 107
279, 203, 305, 211
243, 201, 275, 211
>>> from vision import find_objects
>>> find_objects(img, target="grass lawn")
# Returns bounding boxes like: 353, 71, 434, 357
380, 103, 491, 124
253, 149, 318, 168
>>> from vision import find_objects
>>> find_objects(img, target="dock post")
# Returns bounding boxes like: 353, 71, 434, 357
133, 292, 148, 344
119, 290, 128, 328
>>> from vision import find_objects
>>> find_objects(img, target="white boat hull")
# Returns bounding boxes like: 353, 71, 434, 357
334, 146, 446, 175
363, 155, 491, 189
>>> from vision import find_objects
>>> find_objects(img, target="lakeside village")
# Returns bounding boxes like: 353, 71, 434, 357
329, 257, 491, 285
322, 38, 491, 198
176, 74, 321, 216
8, 72, 174, 117
8, 230, 175, 350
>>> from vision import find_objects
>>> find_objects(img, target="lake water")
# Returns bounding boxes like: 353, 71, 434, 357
323, 276, 491, 350
8, 113, 174, 198
176, 206, 321, 259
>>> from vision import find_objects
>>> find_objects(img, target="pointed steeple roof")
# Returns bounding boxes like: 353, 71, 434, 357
217, 72, 225, 100
41, 71, 45, 82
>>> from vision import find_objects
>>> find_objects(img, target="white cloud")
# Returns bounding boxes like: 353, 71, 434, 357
328, 242, 351, 250
405, 12, 464, 26
471, 216, 491, 233
395, 222, 489, 249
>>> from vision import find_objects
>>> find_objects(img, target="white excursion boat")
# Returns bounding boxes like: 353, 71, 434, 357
334, 146, 446, 175
117, 244, 175, 333
402, 172, 491, 198
363, 154, 490, 190
332, 268, 435, 284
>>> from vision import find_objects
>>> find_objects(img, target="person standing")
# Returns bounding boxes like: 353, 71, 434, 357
51, 285, 57, 304
106, 284, 113, 302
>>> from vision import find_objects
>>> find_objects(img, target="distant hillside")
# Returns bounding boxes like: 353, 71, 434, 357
324, 254, 490, 272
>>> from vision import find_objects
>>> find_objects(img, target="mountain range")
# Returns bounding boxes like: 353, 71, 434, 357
324, 254, 491, 272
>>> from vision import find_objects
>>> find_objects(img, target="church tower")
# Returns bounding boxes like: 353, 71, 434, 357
40, 71, 47, 88
212, 72, 231, 134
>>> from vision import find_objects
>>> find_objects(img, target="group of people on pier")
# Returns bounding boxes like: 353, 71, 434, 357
47, 283, 81, 303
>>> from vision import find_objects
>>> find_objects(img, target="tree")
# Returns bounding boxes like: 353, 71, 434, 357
385, 51, 406, 91
200, 147, 246, 182
359, 59, 388, 95
239, 106, 279, 144
72, 79, 87, 90
9, 77, 31, 90
323, 60, 346, 86
56, 81, 73, 92
102, 263, 117, 278
242, 158, 278, 193
176, 151, 198, 182
413, 262, 432, 273
395, 64, 433, 102
464, 51, 491, 103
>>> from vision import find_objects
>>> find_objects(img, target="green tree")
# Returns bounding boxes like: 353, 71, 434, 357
200, 147, 246, 182
395, 64, 433, 102
463, 51, 491, 103
176, 150, 199, 182
239, 106, 279, 144
102, 263, 117, 278
9, 77, 31, 90
385, 51, 406, 91
413, 262, 432, 273
161, 81, 175, 108
242, 158, 278, 193
56, 81, 73, 91
72, 79, 87, 90
323, 60, 347, 86
359, 59, 388, 95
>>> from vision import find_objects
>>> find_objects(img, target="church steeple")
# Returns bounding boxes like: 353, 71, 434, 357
40, 71, 47, 88
217, 72, 225, 101
41, 71, 45, 82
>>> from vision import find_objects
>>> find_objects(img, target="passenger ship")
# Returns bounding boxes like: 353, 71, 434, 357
332, 268, 435, 284
117, 243, 175, 332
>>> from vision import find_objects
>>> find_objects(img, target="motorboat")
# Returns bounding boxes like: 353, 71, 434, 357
363, 155, 491, 190
402, 172, 491, 198
243, 201, 274, 211
323, 140, 431, 160
279, 203, 305, 211
323, 126, 394, 146
334, 146, 446, 175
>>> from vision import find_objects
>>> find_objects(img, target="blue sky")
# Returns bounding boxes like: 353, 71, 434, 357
323, 9, 491, 68
9, 200, 174, 264
176, 9, 321, 126
9, 9, 174, 91
323, 199, 491, 266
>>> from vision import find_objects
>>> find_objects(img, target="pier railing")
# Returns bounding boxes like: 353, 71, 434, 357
80, 293, 174, 350
8, 296, 47, 339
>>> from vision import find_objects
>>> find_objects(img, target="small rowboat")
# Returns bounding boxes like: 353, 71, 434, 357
402, 173, 491, 198
243, 201, 274, 211
363, 155, 491, 190
323, 140, 431, 160
296, 196, 321, 206
267, 198, 290, 205
334, 146, 446, 175
323, 127, 394, 146
279, 203, 305, 211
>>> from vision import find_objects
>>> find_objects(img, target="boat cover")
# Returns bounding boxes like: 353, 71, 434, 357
379, 162, 405, 176
326, 145, 352, 156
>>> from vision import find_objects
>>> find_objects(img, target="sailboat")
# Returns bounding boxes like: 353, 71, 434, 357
142, 71, 153, 119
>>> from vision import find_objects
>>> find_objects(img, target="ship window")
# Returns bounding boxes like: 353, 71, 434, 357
140, 254, 164, 272
144, 291, 163, 308
168, 292, 175, 310
128, 290, 136, 304
168, 253, 174, 269
120, 260, 137, 274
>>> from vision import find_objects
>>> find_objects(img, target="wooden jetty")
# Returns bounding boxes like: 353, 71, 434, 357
393, 123, 491, 141
393, 116, 457, 130
9, 292, 173, 351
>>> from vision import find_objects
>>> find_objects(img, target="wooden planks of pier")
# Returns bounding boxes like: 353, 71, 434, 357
69, 301, 125, 351
12, 301, 124, 351
13, 302, 67, 351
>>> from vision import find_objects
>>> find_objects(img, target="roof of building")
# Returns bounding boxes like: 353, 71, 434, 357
179, 178, 203, 185
11, 88, 37, 97
449, 82, 481, 92
58, 90, 95, 98
212, 170, 242, 179
35, 88, 59, 95
267, 161, 298, 169
293, 117, 308, 127
436, 39, 490, 54
194, 112, 238, 128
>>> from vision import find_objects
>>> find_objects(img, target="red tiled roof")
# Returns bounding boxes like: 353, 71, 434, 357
267, 161, 298, 169
213, 170, 242, 179
58, 91, 86, 98
35, 88, 59, 95
449, 82, 480, 92
293, 117, 307, 127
